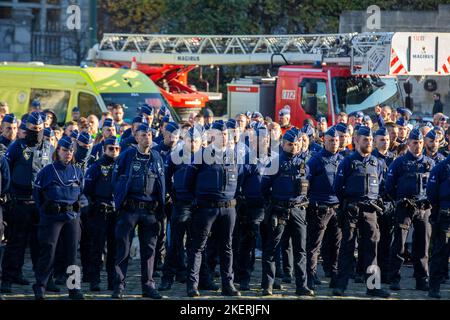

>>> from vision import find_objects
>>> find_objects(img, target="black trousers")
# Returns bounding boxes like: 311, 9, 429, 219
186, 206, 236, 289
389, 205, 431, 284
237, 205, 265, 284
306, 205, 341, 282
2, 200, 40, 283
335, 207, 380, 291
34, 216, 81, 293
262, 206, 308, 290
114, 208, 160, 291
162, 204, 192, 282
86, 203, 117, 285
429, 210, 450, 290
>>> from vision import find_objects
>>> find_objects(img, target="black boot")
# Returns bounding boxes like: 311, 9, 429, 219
415, 279, 430, 291
46, 278, 61, 293
158, 278, 173, 291
142, 287, 162, 299
111, 287, 124, 299
262, 287, 273, 296
295, 287, 315, 296
187, 286, 200, 297
239, 279, 250, 291
33, 284, 46, 300
366, 288, 390, 298
428, 286, 441, 299
222, 284, 241, 296
68, 289, 85, 300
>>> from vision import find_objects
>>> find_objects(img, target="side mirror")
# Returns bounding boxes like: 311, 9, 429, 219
403, 81, 413, 94
304, 96, 318, 116
306, 82, 317, 94
405, 96, 414, 111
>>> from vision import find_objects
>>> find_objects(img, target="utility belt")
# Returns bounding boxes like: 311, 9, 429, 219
44, 201, 80, 215
309, 202, 339, 213
197, 199, 237, 209
173, 199, 194, 208
345, 199, 383, 214
272, 199, 309, 210
123, 199, 159, 212
92, 201, 115, 214
13, 195, 34, 205
396, 198, 432, 211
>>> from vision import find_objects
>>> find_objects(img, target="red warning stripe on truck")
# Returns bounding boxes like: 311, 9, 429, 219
228, 86, 259, 93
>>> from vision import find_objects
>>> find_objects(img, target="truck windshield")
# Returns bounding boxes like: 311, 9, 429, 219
333, 77, 402, 115
101, 92, 180, 123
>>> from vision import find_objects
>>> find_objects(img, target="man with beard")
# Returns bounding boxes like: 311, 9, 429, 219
306, 127, 342, 290
261, 129, 314, 297
332, 126, 390, 298
371, 127, 396, 283
424, 130, 445, 164
0, 114, 17, 157
386, 129, 435, 291
1, 112, 53, 293
153, 122, 180, 276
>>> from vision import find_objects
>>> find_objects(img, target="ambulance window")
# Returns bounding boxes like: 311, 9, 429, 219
78, 92, 102, 119
29, 89, 70, 124
301, 79, 328, 117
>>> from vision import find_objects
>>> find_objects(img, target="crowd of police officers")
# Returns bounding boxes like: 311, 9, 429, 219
0, 100, 448, 300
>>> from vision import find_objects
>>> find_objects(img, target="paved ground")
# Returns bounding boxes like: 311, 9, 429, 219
1, 251, 449, 300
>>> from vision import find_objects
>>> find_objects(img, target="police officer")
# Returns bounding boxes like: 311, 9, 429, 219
332, 126, 390, 298
153, 121, 180, 275
386, 128, 434, 291
89, 118, 116, 166
396, 118, 409, 145
84, 137, 120, 291
111, 123, 165, 299
0, 153, 10, 300
1, 112, 53, 293
159, 127, 207, 291
424, 130, 445, 164
32, 136, 84, 300
237, 124, 270, 291
426, 153, 450, 298
0, 114, 17, 157
119, 115, 147, 152
186, 120, 243, 297
306, 127, 343, 289
261, 129, 314, 296
371, 127, 396, 283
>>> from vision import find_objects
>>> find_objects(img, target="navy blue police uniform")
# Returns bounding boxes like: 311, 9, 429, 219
185, 120, 243, 297
260, 129, 314, 296
306, 127, 343, 289
386, 128, 435, 291
32, 136, 84, 300
371, 127, 397, 283
426, 154, 450, 298
84, 137, 119, 291
152, 121, 180, 275
1, 112, 53, 293
111, 123, 165, 299
332, 126, 390, 298
0, 154, 10, 300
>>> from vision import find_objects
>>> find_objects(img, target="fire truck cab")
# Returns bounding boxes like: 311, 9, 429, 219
275, 64, 403, 127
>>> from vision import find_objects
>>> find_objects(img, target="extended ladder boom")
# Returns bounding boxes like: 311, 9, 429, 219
88, 32, 450, 76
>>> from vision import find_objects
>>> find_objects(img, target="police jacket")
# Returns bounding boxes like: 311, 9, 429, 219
385, 150, 435, 201
33, 161, 83, 220
333, 151, 383, 202
6, 139, 53, 197
166, 146, 201, 203
0, 155, 10, 197
84, 155, 116, 204
307, 149, 343, 205
262, 150, 309, 203
112, 146, 165, 210
193, 146, 244, 202
426, 155, 450, 209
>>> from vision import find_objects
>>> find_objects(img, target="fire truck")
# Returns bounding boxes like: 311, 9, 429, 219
88, 32, 450, 126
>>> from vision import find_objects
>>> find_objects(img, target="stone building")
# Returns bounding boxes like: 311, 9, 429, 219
0, 0, 91, 65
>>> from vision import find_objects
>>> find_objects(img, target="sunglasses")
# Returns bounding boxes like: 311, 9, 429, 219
107, 146, 120, 152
